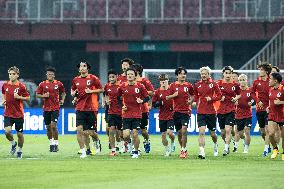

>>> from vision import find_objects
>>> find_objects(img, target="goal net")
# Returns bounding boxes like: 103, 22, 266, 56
143, 69, 260, 89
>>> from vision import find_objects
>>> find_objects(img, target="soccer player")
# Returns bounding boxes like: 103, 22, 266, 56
193, 66, 221, 159
104, 70, 123, 156
152, 74, 176, 156
36, 67, 66, 152
118, 58, 134, 83
234, 74, 256, 153
231, 71, 240, 150
132, 64, 154, 153
217, 66, 240, 156
71, 61, 103, 158
166, 67, 194, 159
252, 62, 272, 156
266, 73, 284, 160
2, 66, 30, 158
117, 67, 149, 158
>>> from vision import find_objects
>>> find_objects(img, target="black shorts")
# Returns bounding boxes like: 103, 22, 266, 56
197, 114, 217, 131
159, 120, 174, 133
236, 118, 252, 131
105, 105, 109, 123
173, 112, 190, 131
108, 114, 122, 130
256, 111, 268, 128
217, 112, 235, 129
43, 110, 59, 125
76, 111, 96, 131
141, 112, 149, 129
4, 117, 24, 132
122, 118, 141, 130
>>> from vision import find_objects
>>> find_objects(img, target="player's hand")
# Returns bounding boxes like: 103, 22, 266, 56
105, 97, 111, 105
266, 107, 269, 113
192, 102, 197, 107
43, 92, 49, 98
258, 101, 264, 109
71, 89, 77, 97
231, 97, 238, 103
248, 102, 252, 106
60, 100, 64, 106
220, 96, 225, 101
14, 93, 21, 99
205, 96, 212, 101
234, 101, 238, 106
85, 88, 93, 94
122, 105, 127, 111
136, 97, 143, 104
72, 97, 77, 105
2, 100, 6, 106
274, 98, 282, 105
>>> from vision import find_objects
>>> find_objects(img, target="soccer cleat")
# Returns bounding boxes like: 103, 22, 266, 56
49, 145, 55, 152
131, 152, 139, 159
282, 154, 284, 161
164, 147, 171, 157
213, 144, 218, 157
223, 149, 229, 156
109, 151, 117, 156
233, 147, 238, 152
53, 145, 59, 152
198, 154, 205, 159
171, 142, 176, 152
144, 142, 151, 153
17, 151, 22, 159
179, 151, 186, 159
263, 150, 268, 157
90, 148, 96, 155
77, 149, 82, 154
10, 142, 17, 155
80, 153, 87, 159
86, 149, 92, 155
243, 149, 248, 154
271, 149, 279, 159
268, 145, 272, 154
95, 140, 102, 154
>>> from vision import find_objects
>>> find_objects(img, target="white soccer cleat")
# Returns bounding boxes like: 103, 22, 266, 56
164, 147, 172, 157
243, 149, 249, 154
171, 142, 176, 152
80, 153, 87, 159
131, 153, 139, 159
213, 144, 218, 157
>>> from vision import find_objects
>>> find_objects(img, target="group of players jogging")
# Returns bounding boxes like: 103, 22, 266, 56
2, 59, 284, 160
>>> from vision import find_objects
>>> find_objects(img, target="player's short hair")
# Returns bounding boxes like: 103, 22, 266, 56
107, 69, 117, 76
238, 74, 247, 81
272, 66, 280, 73
222, 66, 234, 73
175, 67, 187, 76
131, 64, 143, 76
8, 66, 20, 75
46, 66, 56, 73
159, 74, 169, 81
121, 58, 134, 66
258, 61, 272, 75
200, 66, 211, 74
271, 72, 282, 83
126, 67, 137, 76
77, 61, 91, 70
232, 71, 239, 76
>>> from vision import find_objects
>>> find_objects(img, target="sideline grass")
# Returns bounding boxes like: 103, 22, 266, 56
0, 135, 283, 189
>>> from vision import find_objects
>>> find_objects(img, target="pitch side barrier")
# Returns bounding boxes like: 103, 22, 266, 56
0, 108, 260, 135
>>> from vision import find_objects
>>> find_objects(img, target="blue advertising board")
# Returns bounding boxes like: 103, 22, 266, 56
0, 108, 261, 135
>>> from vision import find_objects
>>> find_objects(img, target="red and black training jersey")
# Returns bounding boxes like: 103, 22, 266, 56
252, 77, 270, 112
136, 77, 154, 113
71, 74, 102, 111
268, 85, 284, 123
2, 81, 30, 118
104, 82, 122, 115
193, 78, 221, 114
36, 80, 65, 111
169, 81, 194, 115
216, 80, 240, 114
235, 87, 256, 119
152, 88, 173, 120
117, 82, 148, 119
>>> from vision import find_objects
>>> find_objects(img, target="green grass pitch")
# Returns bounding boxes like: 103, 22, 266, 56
0, 134, 283, 189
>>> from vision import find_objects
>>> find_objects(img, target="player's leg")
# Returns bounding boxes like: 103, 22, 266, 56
180, 113, 189, 158
141, 112, 150, 153
44, 112, 54, 152
243, 125, 251, 153
15, 118, 24, 158
123, 119, 132, 153
108, 115, 117, 156
233, 125, 240, 152
198, 125, 206, 159
280, 125, 284, 160
167, 120, 175, 153
267, 121, 278, 159
223, 112, 234, 156
4, 117, 17, 155
76, 111, 87, 158
131, 119, 141, 158
50, 111, 60, 152
257, 112, 271, 156
160, 120, 170, 156
206, 114, 218, 156
217, 114, 226, 143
